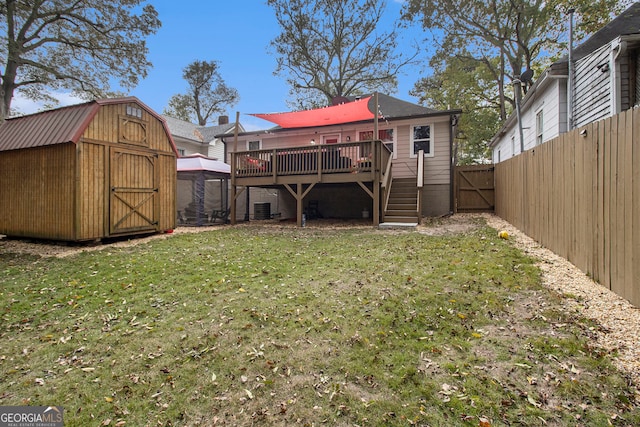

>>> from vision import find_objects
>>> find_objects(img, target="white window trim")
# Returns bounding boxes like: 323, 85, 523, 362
355, 126, 397, 159
410, 123, 435, 158
246, 139, 262, 151
535, 109, 544, 146
321, 133, 342, 144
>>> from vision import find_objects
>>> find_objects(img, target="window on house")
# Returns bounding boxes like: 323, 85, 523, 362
536, 110, 544, 145
358, 128, 395, 157
126, 105, 143, 119
177, 148, 185, 157
411, 125, 433, 157
247, 140, 261, 151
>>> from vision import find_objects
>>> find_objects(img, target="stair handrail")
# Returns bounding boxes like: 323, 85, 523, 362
417, 150, 424, 223
417, 150, 424, 189
383, 178, 393, 221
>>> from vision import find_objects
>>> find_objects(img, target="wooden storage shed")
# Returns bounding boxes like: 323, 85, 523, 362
0, 97, 177, 241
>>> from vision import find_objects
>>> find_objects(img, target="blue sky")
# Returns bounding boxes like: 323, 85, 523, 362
15, 0, 430, 131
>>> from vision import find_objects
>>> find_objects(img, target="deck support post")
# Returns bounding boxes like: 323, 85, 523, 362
284, 182, 316, 227
357, 181, 380, 226
230, 185, 246, 225
230, 185, 236, 225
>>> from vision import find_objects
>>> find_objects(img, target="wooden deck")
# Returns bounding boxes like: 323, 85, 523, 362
230, 140, 392, 226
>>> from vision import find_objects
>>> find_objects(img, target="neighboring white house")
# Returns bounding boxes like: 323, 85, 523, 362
491, 2, 640, 162
163, 115, 242, 159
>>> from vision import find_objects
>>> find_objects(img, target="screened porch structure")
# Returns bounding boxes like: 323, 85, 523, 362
177, 154, 231, 226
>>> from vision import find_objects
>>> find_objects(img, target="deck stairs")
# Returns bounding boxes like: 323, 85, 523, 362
380, 178, 419, 229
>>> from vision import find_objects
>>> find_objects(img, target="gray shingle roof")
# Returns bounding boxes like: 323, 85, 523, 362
162, 115, 240, 143
364, 93, 441, 119
572, 2, 640, 60
199, 123, 237, 141
162, 115, 204, 142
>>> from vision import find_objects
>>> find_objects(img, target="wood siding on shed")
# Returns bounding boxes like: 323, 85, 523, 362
157, 153, 177, 231
77, 141, 107, 240
0, 144, 76, 239
0, 99, 176, 241
78, 102, 176, 238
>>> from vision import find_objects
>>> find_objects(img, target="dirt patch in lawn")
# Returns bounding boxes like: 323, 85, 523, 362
0, 215, 481, 258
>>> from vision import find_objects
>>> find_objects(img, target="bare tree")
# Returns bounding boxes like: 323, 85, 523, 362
164, 60, 239, 126
403, 0, 626, 120
0, 0, 161, 120
267, 0, 416, 108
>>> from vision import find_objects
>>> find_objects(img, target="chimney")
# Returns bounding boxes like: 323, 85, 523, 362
218, 115, 229, 125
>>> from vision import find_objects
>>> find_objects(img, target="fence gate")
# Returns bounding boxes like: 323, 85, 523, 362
110, 148, 158, 234
454, 165, 495, 213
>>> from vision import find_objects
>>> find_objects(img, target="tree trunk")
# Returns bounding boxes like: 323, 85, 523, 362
498, 49, 506, 121
0, 62, 18, 123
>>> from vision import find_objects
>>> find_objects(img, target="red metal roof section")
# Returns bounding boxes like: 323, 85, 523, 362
251, 96, 375, 128
0, 97, 179, 156
0, 102, 99, 152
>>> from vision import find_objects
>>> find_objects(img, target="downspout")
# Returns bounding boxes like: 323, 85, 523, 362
513, 78, 525, 153
612, 39, 628, 116
449, 114, 458, 215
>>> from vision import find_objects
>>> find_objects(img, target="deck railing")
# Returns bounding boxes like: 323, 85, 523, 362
232, 140, 390, 179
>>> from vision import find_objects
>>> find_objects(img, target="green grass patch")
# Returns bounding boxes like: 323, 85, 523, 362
1, 224, 638, 426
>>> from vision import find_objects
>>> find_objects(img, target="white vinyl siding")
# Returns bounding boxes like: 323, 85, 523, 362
573, 44, 612, 128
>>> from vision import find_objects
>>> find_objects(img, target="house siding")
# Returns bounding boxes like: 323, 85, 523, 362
228, 101, 456, 221
208, 140, 225, 160
492, 77, 567, 162
574, 44, 612, 128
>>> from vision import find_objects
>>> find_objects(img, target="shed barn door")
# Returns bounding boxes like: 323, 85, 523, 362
110, 148, 158, 234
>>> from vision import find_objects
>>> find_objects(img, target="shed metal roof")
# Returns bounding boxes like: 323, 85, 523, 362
0, 101, 99, 152
0, 97, 177, 154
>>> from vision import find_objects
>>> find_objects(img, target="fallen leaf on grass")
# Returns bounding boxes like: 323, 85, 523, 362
527, 395, 542, 408
245, 389, 253, 399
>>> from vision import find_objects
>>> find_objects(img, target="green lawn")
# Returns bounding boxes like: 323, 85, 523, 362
1, 220, 639, 426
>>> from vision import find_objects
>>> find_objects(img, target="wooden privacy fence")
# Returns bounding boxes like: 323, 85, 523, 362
495, 107, 640, 307
455, 164, 495, 212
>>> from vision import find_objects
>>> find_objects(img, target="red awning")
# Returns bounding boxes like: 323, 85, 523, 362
251, 96, 375, 128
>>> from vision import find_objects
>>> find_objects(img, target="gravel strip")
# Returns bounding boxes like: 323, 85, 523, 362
481, 213, 640, 386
